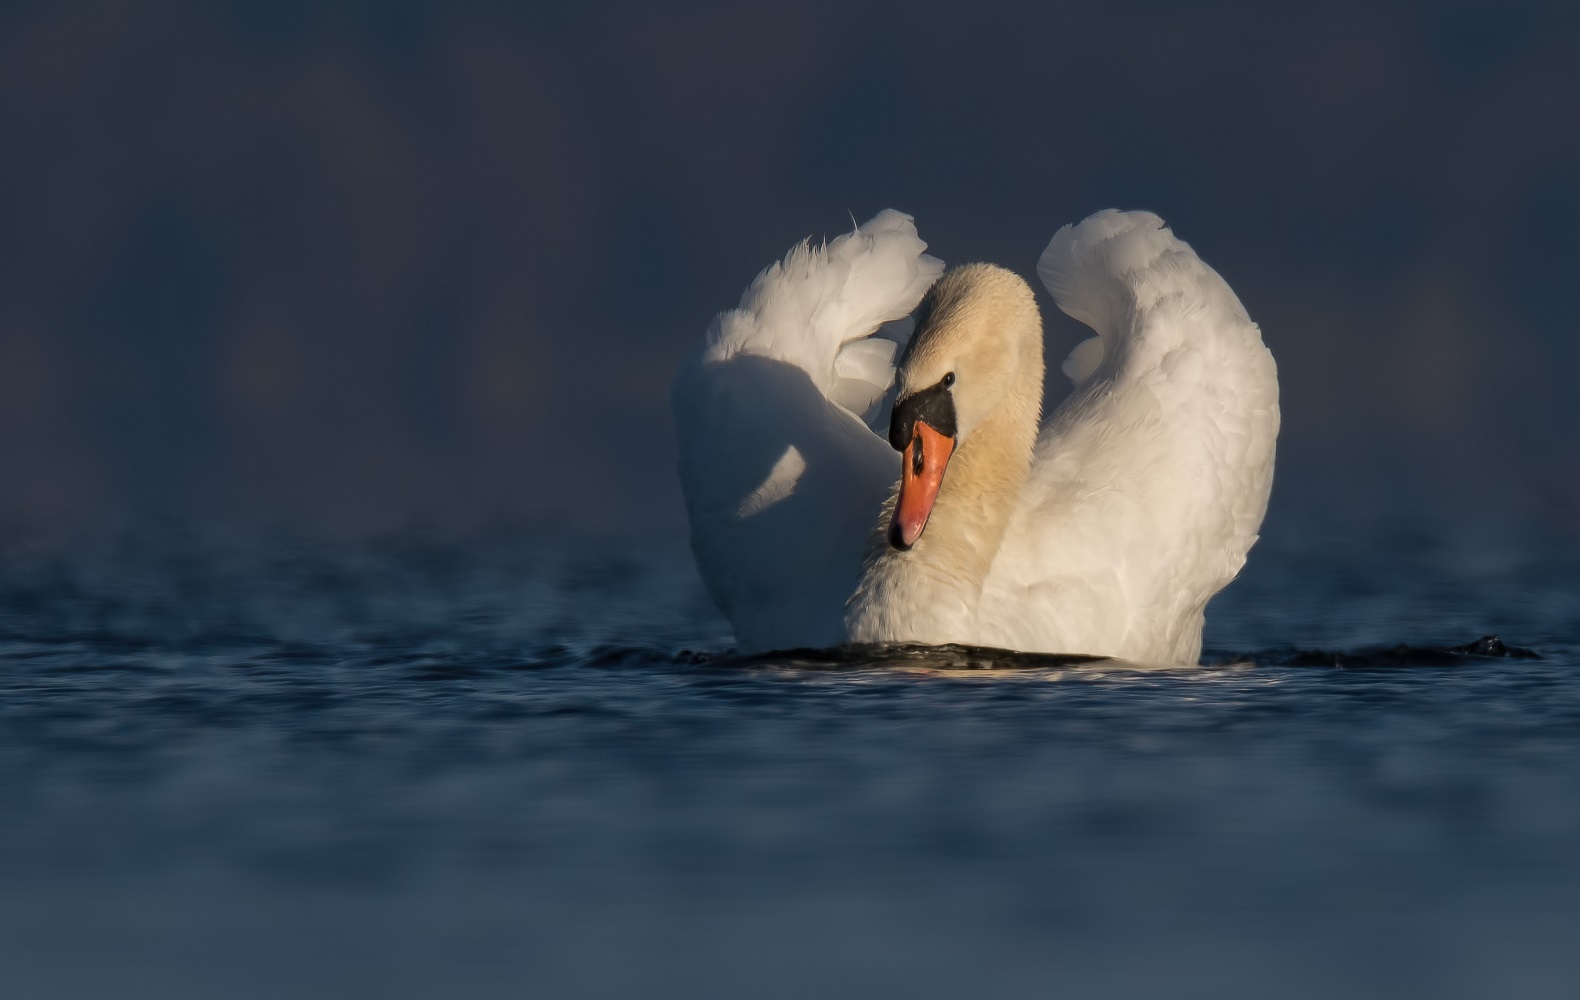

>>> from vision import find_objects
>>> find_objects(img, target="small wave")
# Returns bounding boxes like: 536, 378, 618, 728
1206, 634, 1542, 670
704, 635, 1543, 673
718, 643, 1109, 672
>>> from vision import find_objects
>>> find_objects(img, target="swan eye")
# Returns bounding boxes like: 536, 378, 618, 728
942, 372, 955, 389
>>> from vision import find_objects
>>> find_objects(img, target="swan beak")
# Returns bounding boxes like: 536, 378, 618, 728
891, 421, 955, 550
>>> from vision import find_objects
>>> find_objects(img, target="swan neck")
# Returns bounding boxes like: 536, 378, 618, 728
925, 360, 1042, 570
847, 327, 1043, 643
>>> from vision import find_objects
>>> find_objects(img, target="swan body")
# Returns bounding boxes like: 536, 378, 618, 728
673, 209, 1278, 664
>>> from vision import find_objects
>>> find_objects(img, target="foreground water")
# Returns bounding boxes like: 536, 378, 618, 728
1, 517, 1577, 999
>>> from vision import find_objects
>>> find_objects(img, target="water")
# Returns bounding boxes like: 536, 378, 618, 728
1, 519, 1577, 999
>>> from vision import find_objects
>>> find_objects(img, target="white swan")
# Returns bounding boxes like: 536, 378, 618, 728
672, 209, 1278, 664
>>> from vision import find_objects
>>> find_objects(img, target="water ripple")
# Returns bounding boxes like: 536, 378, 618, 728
0, 532, 1577, 998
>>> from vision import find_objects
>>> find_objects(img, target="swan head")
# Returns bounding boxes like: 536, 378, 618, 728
887, 263, 1041, 550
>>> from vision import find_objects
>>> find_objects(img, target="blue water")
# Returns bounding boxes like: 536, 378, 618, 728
2, 518, 1578, 999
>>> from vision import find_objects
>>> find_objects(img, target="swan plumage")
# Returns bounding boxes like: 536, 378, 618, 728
673, 209, 1278, 664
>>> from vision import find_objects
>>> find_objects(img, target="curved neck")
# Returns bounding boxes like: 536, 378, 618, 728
847, 327, 1044, 644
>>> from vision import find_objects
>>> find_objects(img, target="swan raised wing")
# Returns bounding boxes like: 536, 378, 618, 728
671, 210, 943, 651
978, 210, 1280, 663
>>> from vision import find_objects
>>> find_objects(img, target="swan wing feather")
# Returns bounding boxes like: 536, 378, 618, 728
672, 211, 943, 651
981, 210, 1279, 663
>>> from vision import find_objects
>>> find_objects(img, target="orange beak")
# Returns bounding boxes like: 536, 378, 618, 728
890, 421, 955, 550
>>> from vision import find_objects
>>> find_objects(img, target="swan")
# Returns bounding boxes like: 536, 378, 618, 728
672, 209, 1278, 664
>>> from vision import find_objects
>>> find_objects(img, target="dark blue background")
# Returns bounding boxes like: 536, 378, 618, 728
3, 1, 1576, 540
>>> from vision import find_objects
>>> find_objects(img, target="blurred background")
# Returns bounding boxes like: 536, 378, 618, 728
2, 0, 1578, 542
7, 7, 1580, 999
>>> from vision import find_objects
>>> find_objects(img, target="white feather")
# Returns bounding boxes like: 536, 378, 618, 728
978, 210, 1279, 662
674, 208, 1278, 663
672, 211, 943, 651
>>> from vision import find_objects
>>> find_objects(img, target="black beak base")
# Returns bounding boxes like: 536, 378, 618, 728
888, 377, 957, 451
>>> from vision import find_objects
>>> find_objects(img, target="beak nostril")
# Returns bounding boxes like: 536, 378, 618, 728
891, 421, 955, 551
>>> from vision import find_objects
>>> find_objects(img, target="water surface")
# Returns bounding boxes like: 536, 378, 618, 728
2, 520, 1577, 999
